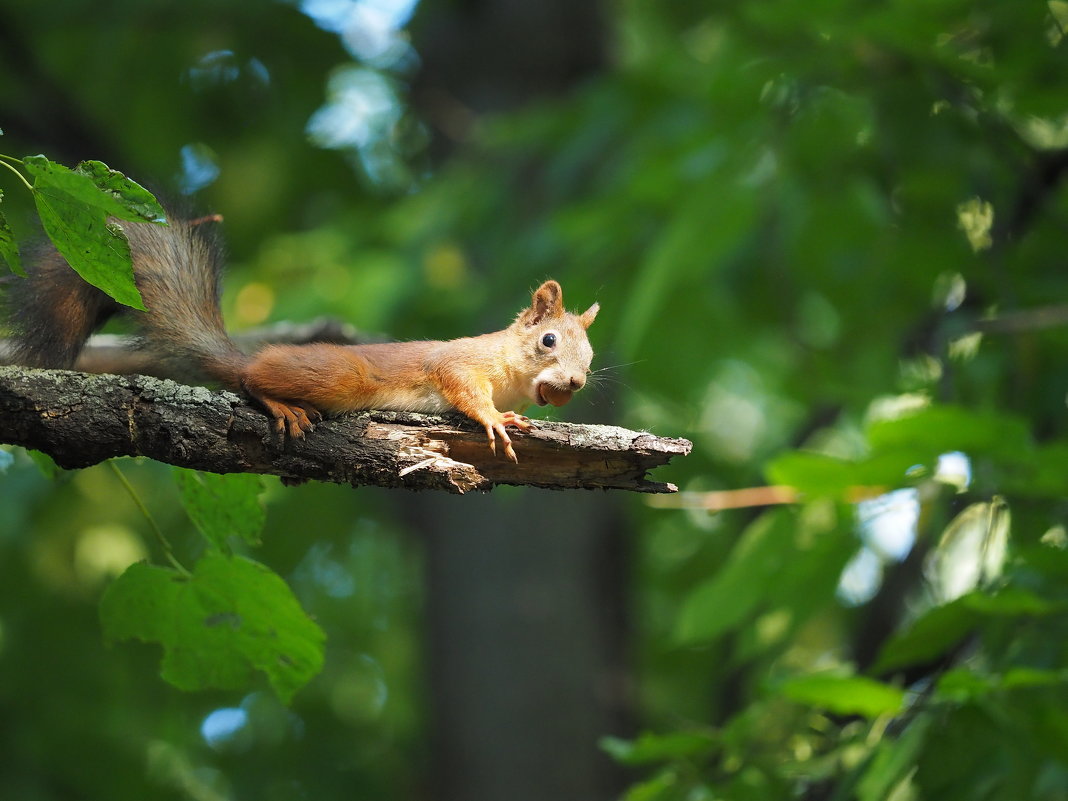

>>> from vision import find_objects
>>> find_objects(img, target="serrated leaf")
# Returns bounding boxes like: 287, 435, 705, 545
23, 155, 150, 309
23, 155, 164, 223
173, 469, 265, 552
32, 189, 143, 309
779, 673, 905, 717
0, 189, 23, 275
100, 555, 325, 703
74, 160, 166, 223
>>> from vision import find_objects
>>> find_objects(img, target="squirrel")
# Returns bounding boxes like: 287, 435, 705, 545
5, 216, 599, 462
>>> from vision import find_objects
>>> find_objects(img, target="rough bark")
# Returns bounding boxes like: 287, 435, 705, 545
0, 366, 689, 493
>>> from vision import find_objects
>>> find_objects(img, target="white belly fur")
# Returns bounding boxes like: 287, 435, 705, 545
366, 385, 452, 414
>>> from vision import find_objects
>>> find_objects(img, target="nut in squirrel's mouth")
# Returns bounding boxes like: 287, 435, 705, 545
536, 381, 574, 407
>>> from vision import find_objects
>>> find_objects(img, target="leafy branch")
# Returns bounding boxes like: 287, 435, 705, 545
0, 146, 164, 307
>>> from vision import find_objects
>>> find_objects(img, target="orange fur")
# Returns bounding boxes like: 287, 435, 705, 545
241, 281, 599, 462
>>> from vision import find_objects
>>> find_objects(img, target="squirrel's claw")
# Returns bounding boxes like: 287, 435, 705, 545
483, 421, 518, 462
253, 395, 320, 439
501, 410, 532, 431
482, 411, 530, 462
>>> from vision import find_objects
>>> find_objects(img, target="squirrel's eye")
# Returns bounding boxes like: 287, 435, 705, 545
541, 332, 557, 348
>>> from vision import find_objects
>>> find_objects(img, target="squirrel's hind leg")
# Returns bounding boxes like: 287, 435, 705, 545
246, 391, 322, 438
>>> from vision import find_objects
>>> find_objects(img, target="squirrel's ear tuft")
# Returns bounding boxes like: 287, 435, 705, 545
579, 302, 599, 330
523, 280, 564, 326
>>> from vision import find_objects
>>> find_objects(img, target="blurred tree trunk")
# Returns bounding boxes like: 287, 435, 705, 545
412, 0, 606, 148
407, 4, 628, 800
412, 492, 629, 801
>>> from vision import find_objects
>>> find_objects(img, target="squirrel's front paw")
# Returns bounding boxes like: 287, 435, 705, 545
483, 411, 532, 463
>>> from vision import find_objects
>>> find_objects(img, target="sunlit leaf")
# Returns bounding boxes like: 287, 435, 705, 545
100, 555, 325, 703
173, 469, 265, 552
867, 405, 1034, 463
765, 449, 922, 497
925, 500, 1010, 603
779, 673, 905, 717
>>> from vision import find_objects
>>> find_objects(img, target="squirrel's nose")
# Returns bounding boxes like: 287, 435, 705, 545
569, 374, 586, 391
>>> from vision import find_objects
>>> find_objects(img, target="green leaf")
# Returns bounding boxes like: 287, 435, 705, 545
999, 667, 1068, 689
779, 673, 905, 717
173, 469, 265, 552
870, 597, 978, 675
23, 156, 165, 223
600, 730, 717, 765
100, 555, 325, 703
23, 155, 147, 309
872, 588, 1062, 674
0, 189, 23, 276
33, 193, 142, 309
619, 767, 681, 801
867, 405, 1034, 463
765, 449, 921, 497
934, 668, 996, 702
934, 667, 1068, 703
26, 449, 61, 480
764, 451, 857, 496
73, 160, 167, 224
857, 714, 932, 801
962, 586, 1060, 616
617, 174, 757, 359
675, 509, 794, 645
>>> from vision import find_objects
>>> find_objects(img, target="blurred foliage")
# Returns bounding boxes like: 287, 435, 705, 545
3, 0, 1068, 799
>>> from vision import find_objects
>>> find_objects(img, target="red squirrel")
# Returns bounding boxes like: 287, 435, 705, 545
6, 216, 598, 462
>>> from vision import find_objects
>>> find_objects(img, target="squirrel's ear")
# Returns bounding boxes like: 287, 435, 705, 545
579, 302, 599, 330
523, 280, 564, 326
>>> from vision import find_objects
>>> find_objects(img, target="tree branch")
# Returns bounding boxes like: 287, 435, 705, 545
0, 366, 689, 494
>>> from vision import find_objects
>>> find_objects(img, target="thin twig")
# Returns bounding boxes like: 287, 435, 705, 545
109, 461, 191, 576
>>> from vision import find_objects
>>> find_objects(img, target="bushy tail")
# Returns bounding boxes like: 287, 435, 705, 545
124, 218, 248, 388
5, 217, 248, 389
